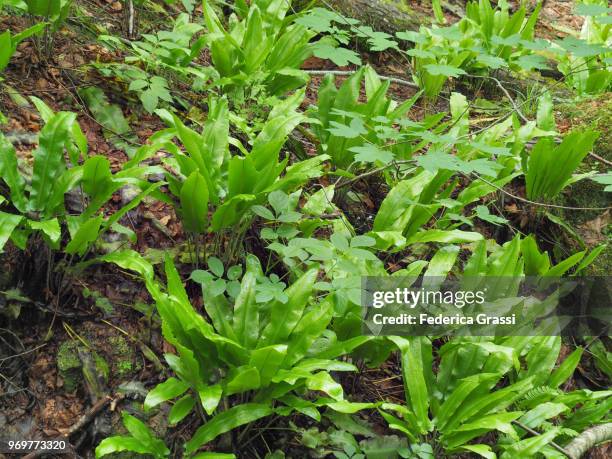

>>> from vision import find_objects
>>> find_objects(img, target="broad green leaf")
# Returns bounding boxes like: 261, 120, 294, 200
406, 230, 483, 245
180, 171, 209, 233
548, 347, 583, 388
168, 394, 195, 425
389, 336, 431, 433
424, 64, 466, 77
64, 215, 103, 255
95, 436, 153, 458
0, 212, 23, 252
0, 133, 27, 212
28, 218, 61, 247
232, 256, 259, 347
29, 112, 75, 212
144, 377, 190, 411
459, 444, 496, 459
305, 371, 344, 401
258, 267, 318, 346
500, 427, 560, 458
185, 403, 273, 454
198, 383, 222, 416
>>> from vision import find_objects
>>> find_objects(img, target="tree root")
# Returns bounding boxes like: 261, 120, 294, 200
565, 423, 612, 459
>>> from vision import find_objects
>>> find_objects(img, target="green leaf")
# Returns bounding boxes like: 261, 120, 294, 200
0, 133, 27, 212
29, 112, 75, 212
180, 171, 209, 233
185, 404, 273, 454
207, 257, 224, 277
198, 384, 223, 415
349, 144, 394, 164
424, 64, 466, 77
169, 394, 195, 425
0, 212, 23, 252
549, 347, 583, 388
191, 453, 236, 459
82, 156, 113, 200
500, 428, 560, 458
95, 436, 152, 458
475, 205, 508, 226
258, 267, 318, 346
459, 444, 496, 459
141, 88, 159, 113
28, 218, 61, 247
328, 117, 367, 139
576, 4, 611, 16
312, 43, 361, 67
65, 215, 103, 256
79, 87, 131, 136
406, 230, 483, 245
0, 31, 13, 72
389, 336, 431, 433
144, 377, 190, 411
536, 90, 555, 131
526, 130, 599, 200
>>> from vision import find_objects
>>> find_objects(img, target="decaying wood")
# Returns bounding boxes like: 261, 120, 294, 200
295, 0, 420, 34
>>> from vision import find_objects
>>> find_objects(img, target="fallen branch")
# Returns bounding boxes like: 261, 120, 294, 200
512, 420, 571, 457
588, 151, 612, 167
61, 394, 117, 437
305, 69, 419, 89
565, 423, 612, 459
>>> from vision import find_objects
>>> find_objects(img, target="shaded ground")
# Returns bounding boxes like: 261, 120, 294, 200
0, 0, 610, 458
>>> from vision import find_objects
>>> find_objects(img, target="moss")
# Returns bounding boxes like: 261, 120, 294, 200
57, 341, 82, 392
108, 335, 140, 379
553, 95, 612, 275
94, 352, 110, 382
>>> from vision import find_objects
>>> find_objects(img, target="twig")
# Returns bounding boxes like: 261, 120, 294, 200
62, 394, 117, 437
472, 173, 612, 211
588, 151, 612, 167
305, 69, 419, 89
20, 395, 117, 459
512, 420, 572, 457
467, 73, 529, 123
335, 159, 413, 189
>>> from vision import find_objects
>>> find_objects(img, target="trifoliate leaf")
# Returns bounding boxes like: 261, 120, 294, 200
424, 64, 466, 77
475, 205, 508, 226
312, 43, 361, 67
349, 144, 394, 164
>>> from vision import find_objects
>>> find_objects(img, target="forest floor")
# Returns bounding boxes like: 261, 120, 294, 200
0, 0, 610, 458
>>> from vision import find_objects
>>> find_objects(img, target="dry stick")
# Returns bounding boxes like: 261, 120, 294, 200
304, 69, 420, 89
512, 420, 572, 457
471, 173, 612, 211
335, 157, 611, 211
21, 395, 118, 459
62, 394, 117, 437
466, 73, 529, 123
588, 151, 612, 167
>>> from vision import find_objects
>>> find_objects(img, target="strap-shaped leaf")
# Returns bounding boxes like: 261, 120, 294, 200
29, 111, 76, 212
0, 133, 27, 212
389, 336, 432, 434
180, 171, 209, 233
64, 215, 103, 255
257, 267, 318, 347
0, 212, 23, 252
232, 255, 259, 347
144, 377, 190, 411
185, 403, 272, 454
